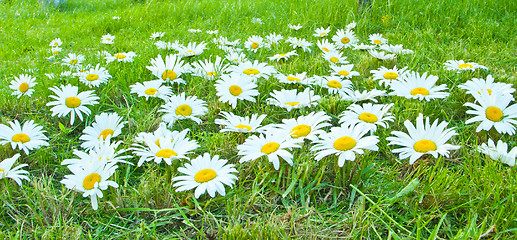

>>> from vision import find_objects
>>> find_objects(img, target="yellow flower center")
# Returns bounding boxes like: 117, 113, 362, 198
175, 104, 192, 116
0, 169, 4, 172
383, 72, 398, 79
229, 85, 243, 96
285, 102, 299, 107
54, 42, 59, 46
327, 80, 342, 89
162, 70, 178, 81
458, 63, 473, 69
330, 57, 339, 63
18, 83, 29, 92
98, 129, 114, 140
145, 88, 158, 95
410, 87, 429, 96
485, 106, 503, 122
320, 32, 326, 36
155, 149, 178, 158
194, 169, 217, 183
106, 38, 111, 41
341, 37, 350, 44
287, 76, 300, 82
251, 42, 259, 49
86, 74, 99, 81
322, 47, 330, 52
12, 133, 30, 143
261, 142, 280, 154
70, 59, 78, 65
338, 70, 349, 76
478, 89, 493, 95
115, 54, 126, 59
280, 53, 287, 57
413, 140, 437, 153
206, 71, 217, 77
65, 97, 81, 108
53, 51, 59, 54
243, 68, 260, 75
373, 40, 382, 44
358, 112, 378, 123
235, 124, 252, 131
334, 136, 356, 151
290, 124, 311, 138
83, 173, 101, 190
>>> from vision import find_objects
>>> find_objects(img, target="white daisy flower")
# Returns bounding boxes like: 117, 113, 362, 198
62, 137, 131, 166
317, 76, 353, 97
101, 34, 115, 44
60, 159, 118, 210
0, 154, 29, 186
191, 56, 230, 80
149, 32, 165, 39
105, 52, 137, 63
267, 88, 321, 112
370, 66, 408, 87
130, 80, 172, 101
379, 44, 413, 55
173, 153, 238, 198
316, 39, 337, 53
112, 16, 120, 20
311, 124, 379, 167
62, 53, 85, 68
444, 60, 488, 72
134, 124, 193, 147
78, 64, 112, 88
329, 64, 360, 79
251, 17, 263, 25
368, 50, 396, 60
322, 50, 349, 65
274, 72, 309, 85
159, 92, 208, 127
387, 114, 460, 164
225, 50, 248, 64
458, 75, 515, 97
146, 54, 190, 85
368, 33, 388, 45
464, 90, 517, 135
265, 32, 283, 48
313, 26, 331, 37
332, 29, 358, 49
206, 30, 219, 35
188, 29, 202, 33
341, 89, 387, 103
131, 133, 199, 167
178, 42, 207, 57
0, 120, 48, 155
477, 139, 517, 166
237, 131, 303, 170
228, 60, 277, 80
215, 111, 267, 133
214, 74, 259, 108
244, 35, 264, 52
9, 74, 37, 98
79, 112, 126, 150
389, 71, 449, 101
273, 111, 331, 141
268, 50, 298, 62
50, 46, 62, 55
346, 21, 356, 30
49, 38, 62, 47
286, 37, 313, 52
339, 103, 395, 133
288, 24, 303, 30
47, 84, 100, 125
155, 40, 183, 50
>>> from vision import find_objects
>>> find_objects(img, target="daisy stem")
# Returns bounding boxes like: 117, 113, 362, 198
345, 159, 360, 189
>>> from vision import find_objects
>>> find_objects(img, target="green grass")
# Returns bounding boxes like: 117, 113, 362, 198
1, 0, 517, 238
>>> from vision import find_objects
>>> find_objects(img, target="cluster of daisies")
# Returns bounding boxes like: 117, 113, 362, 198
2, 20, 517, 211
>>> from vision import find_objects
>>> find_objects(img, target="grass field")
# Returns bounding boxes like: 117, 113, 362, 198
1, 0, 517, 238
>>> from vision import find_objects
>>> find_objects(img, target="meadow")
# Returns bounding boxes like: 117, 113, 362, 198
1, 0, 517, 238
